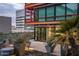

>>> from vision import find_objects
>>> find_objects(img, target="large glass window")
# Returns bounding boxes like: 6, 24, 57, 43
46, 6, 54, 21
39, 18, 45, 22
38, 8, 45, 21
67, 3, 77, 15
56, 17, 65, 20
39, 8, 45, 17
34, 3, 78, 22
35, 9, 39, 21
56, 4, 65, 16
35, 28, 46, 41
47, 7, 54, 17
47, 18, 54, 21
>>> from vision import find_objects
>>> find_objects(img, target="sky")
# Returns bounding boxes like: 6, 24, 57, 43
0, 3, 24, 26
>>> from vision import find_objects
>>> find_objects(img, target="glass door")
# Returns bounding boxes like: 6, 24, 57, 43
34, 27, 46, 41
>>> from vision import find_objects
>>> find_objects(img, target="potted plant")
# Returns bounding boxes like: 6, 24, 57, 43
14, 33, 26, 56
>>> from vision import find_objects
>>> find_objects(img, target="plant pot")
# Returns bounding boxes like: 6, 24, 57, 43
14, 43, 26, 56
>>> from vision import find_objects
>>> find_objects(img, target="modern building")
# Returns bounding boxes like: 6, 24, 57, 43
11, 25, 17, 33
0, 16, 11, 33
16, 9, 25, 31
16, 9, 34, 32
25, 3, 79, 41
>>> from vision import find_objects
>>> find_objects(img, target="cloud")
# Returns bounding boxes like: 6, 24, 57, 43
0, 3, 15, 15
0, 3, 16, 26
0, 3, 24, 26
11, 3, 24, 10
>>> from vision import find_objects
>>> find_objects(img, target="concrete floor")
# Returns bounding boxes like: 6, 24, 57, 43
29, 40, 61, 56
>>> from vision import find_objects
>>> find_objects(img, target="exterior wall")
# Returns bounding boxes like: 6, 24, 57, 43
25, 3, 78, 23
34, 3, 78, 22
0, 16, 11, 33
25, 3, 79, 41
16, 9, 34, 32
16, 9, 25, 31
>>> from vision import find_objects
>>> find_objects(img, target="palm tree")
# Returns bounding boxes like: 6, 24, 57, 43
58, 17, 79, 55
14, 32, 30, 56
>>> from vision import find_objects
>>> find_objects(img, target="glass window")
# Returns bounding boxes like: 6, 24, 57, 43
46, 7, 54, 21
16, 24, 24, 26
56, 17, 65, 20
39, 18, 45, 22
47, 18, 54, 21
56, 4, 65, 16
67, 3, 77, 15
17, 17, 24, 19
26, 16, 31, 19
47, 7, 54, 17
35, 9, 39, 21
39, 8, 45, 18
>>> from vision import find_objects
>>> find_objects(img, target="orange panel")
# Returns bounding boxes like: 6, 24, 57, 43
25, 21, 60, 25
25, 3, 44, 10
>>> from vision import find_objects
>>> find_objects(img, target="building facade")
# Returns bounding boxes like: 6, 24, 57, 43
16, 9, 34, 32
25, 3, 79, 41
0, 16, 11, 33
16, 9, 25, 31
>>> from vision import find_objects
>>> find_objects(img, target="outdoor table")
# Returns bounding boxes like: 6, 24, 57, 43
0, 47, 14, 56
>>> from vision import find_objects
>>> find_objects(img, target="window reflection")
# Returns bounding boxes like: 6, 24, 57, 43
67, 3, 77, 15
56, 4, 65, 16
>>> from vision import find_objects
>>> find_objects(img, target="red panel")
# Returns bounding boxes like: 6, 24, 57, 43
25, 19, 32, 23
